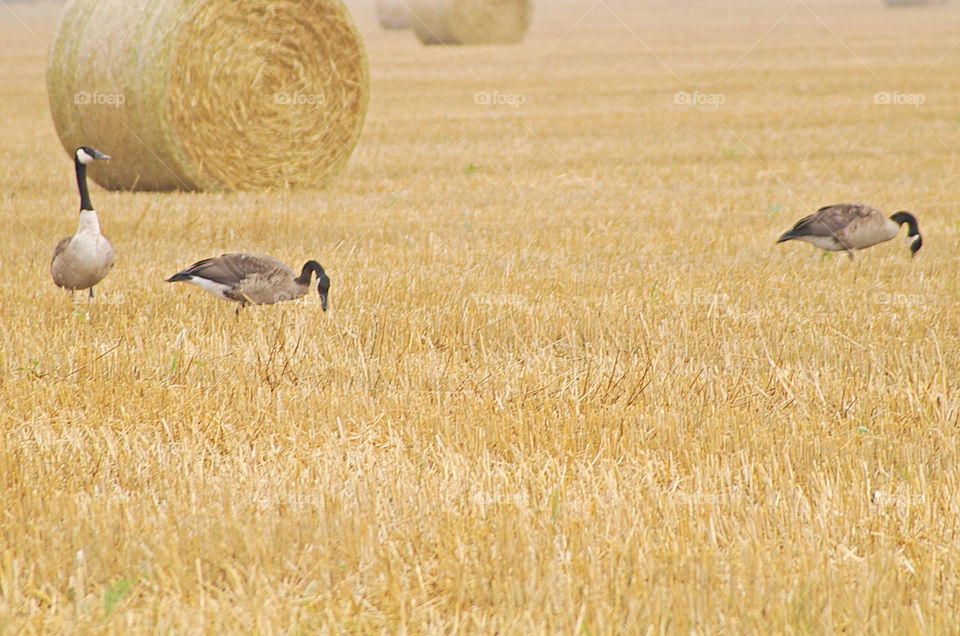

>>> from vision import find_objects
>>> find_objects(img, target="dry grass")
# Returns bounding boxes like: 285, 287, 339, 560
3, 0, 960, 631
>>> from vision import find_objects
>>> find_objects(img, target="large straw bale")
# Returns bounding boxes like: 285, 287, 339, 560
408, 0, 532, 45
48, 0, 369, 191
377, 0, 410, 29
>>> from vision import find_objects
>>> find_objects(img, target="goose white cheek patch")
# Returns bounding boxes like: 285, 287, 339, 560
76, 148, 95, 164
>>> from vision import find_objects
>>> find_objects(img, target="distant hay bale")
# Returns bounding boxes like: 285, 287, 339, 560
47, 0, 369, 191
883, 0, 947, 5
377, 0, 410, 29
409, 0, 532, 45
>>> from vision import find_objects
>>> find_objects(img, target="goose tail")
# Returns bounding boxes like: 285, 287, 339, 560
166, 271, 192, 283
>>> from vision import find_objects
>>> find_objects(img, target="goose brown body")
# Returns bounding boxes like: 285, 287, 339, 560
51, 146, 114, 294
166, 253, 330, 310
777, 203, 922, 258
51, 211, 115, 290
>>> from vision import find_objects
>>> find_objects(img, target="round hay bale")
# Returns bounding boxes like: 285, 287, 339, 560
377, 0, 410, 29
408, 0, 532, 45
48, 0, 369, 191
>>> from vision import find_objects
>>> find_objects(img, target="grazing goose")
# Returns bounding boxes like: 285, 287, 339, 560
166, 253, 330, 312
51, 146, 115, 296
777, 203, 922, 259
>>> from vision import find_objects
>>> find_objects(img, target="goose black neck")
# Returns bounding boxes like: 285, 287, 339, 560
76, 159, 93, 211
890, 211, 919, 236
296, 260, 325, 285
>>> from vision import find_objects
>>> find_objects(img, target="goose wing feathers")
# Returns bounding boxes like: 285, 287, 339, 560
51, 236, 71, 264
787, 203, 878, 238
177, 253, 292, 286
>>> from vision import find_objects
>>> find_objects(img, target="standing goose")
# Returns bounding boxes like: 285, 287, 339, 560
166, 253, 330, 312
777, 203, 922, 259
51, 146, 115, 296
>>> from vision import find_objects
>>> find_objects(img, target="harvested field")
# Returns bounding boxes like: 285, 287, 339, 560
2, 0, 960, 631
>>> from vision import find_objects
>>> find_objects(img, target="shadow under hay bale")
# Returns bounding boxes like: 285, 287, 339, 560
377, 0, 410, 29
409, 0, 532, 45
48, 0, 370, 191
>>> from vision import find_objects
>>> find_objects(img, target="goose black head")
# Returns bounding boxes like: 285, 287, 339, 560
908, 232, 923, 257
890, 211, 922, 258
75, 146, 111, 165
316, 269, 330, 311
297, 260, 330, 311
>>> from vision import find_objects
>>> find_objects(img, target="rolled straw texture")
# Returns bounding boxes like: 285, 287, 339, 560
48, 0, 369, 191
408, 0, 532, 45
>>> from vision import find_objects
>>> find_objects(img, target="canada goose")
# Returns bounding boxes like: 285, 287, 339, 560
777, 203, 922, 259
51, 146, 115, 296
166, 253, 330, 312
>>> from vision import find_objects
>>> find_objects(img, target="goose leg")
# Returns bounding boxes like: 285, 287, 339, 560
836, 236, 855, 260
